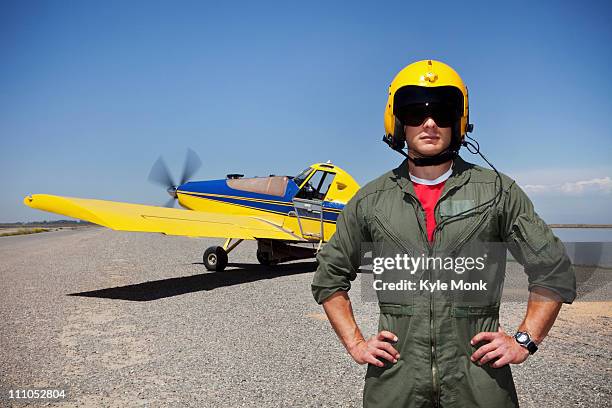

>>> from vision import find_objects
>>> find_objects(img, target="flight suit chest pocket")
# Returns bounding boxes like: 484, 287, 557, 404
438, 200, 475, 217
368, 212, 421, 255
367, 214, 421, 305
438, 199, 499, 247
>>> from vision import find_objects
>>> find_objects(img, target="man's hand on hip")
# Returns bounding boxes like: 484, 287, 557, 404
348, 331, 400, 367
470, 327, 529, 368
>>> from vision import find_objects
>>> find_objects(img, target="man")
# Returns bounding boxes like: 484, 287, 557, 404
311, 60, 576, 407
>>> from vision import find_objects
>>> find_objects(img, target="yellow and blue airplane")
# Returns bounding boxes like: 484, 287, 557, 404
24, 151, 359, 271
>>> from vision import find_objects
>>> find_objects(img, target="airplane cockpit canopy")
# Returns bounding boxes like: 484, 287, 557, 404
226, 176, 290, 197
292, 167, 313, 188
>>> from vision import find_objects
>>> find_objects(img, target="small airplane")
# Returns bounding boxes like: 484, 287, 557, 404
24, 150, 360, 271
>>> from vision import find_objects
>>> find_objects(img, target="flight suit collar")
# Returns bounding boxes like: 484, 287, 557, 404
391, 155, 472, 198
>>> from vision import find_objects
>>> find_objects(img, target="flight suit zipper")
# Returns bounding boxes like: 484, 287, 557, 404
404, 194, 441, 408
426, 181, 468, 407
397, 178, 471, 407
374, 200, 441, 406
428, 243, 439, 408
427, 182, 493, 407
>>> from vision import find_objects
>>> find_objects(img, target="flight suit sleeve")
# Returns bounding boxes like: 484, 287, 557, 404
501, 181, 576, 303
311, 194, 369, 304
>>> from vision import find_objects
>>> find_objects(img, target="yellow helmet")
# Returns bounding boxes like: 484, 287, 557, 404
383, 59, 473, 155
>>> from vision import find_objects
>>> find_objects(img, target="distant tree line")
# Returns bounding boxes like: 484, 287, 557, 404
0, 220, 93, 228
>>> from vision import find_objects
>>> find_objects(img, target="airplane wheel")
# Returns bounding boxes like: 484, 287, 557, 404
256, 250, 274, 266
203, 246, 228, 271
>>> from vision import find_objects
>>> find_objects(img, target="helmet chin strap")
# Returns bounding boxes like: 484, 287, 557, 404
408, 149, 458, 166
385, 142, 459, 166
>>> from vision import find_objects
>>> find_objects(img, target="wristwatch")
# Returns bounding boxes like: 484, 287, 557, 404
514, 331, 538, 354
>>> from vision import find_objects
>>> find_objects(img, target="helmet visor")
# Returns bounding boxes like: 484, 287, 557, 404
394, 85, 463, 127
396, 103, 459, 128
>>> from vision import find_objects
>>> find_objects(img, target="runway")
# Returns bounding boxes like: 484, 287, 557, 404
0, 228, 609, 407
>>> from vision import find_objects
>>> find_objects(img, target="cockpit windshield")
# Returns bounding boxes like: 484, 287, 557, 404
292, 167, 313, 187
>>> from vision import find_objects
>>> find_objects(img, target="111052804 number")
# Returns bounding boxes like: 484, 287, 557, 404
8, 389, 67, 399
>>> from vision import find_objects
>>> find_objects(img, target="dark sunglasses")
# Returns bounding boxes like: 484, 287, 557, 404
396, 103, 460, 128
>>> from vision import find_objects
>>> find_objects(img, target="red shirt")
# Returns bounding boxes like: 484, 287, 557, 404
412, 181, 446, 242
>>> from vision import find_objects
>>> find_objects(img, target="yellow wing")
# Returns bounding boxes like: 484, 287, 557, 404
24, 194, 302, 241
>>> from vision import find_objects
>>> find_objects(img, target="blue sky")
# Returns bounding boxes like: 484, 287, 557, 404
1, 0, 611, 224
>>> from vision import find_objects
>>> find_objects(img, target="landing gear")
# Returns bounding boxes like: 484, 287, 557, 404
203, 238, 318, 271
256, 249, 274, 266
256, 239, 317, 266
203, 246, 228, 271
203, 238, 244, 271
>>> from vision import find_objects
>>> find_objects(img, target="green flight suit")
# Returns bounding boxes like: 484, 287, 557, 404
312, 156, 576, 408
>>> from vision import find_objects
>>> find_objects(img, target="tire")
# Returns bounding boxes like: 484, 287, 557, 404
203, 246, 228, 271
256, 249, 273, 266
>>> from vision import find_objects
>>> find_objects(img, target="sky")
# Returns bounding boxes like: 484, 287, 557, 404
1, 0, 611, 224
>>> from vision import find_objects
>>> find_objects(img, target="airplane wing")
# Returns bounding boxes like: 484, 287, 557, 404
24, 194, 302, 241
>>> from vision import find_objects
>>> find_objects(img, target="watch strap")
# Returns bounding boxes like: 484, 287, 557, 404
526, 340, 538, 354
514, 331, 538, 355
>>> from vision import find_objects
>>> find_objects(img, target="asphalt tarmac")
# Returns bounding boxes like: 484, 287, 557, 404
0, 228, 610, 407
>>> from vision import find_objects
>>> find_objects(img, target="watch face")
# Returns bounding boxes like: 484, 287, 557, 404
516, 332, 529, 343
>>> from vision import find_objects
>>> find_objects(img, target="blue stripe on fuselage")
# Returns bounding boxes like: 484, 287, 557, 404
179, 178, 343, 222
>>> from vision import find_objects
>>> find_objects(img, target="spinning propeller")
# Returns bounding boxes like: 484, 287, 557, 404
148, 148, 202, 207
